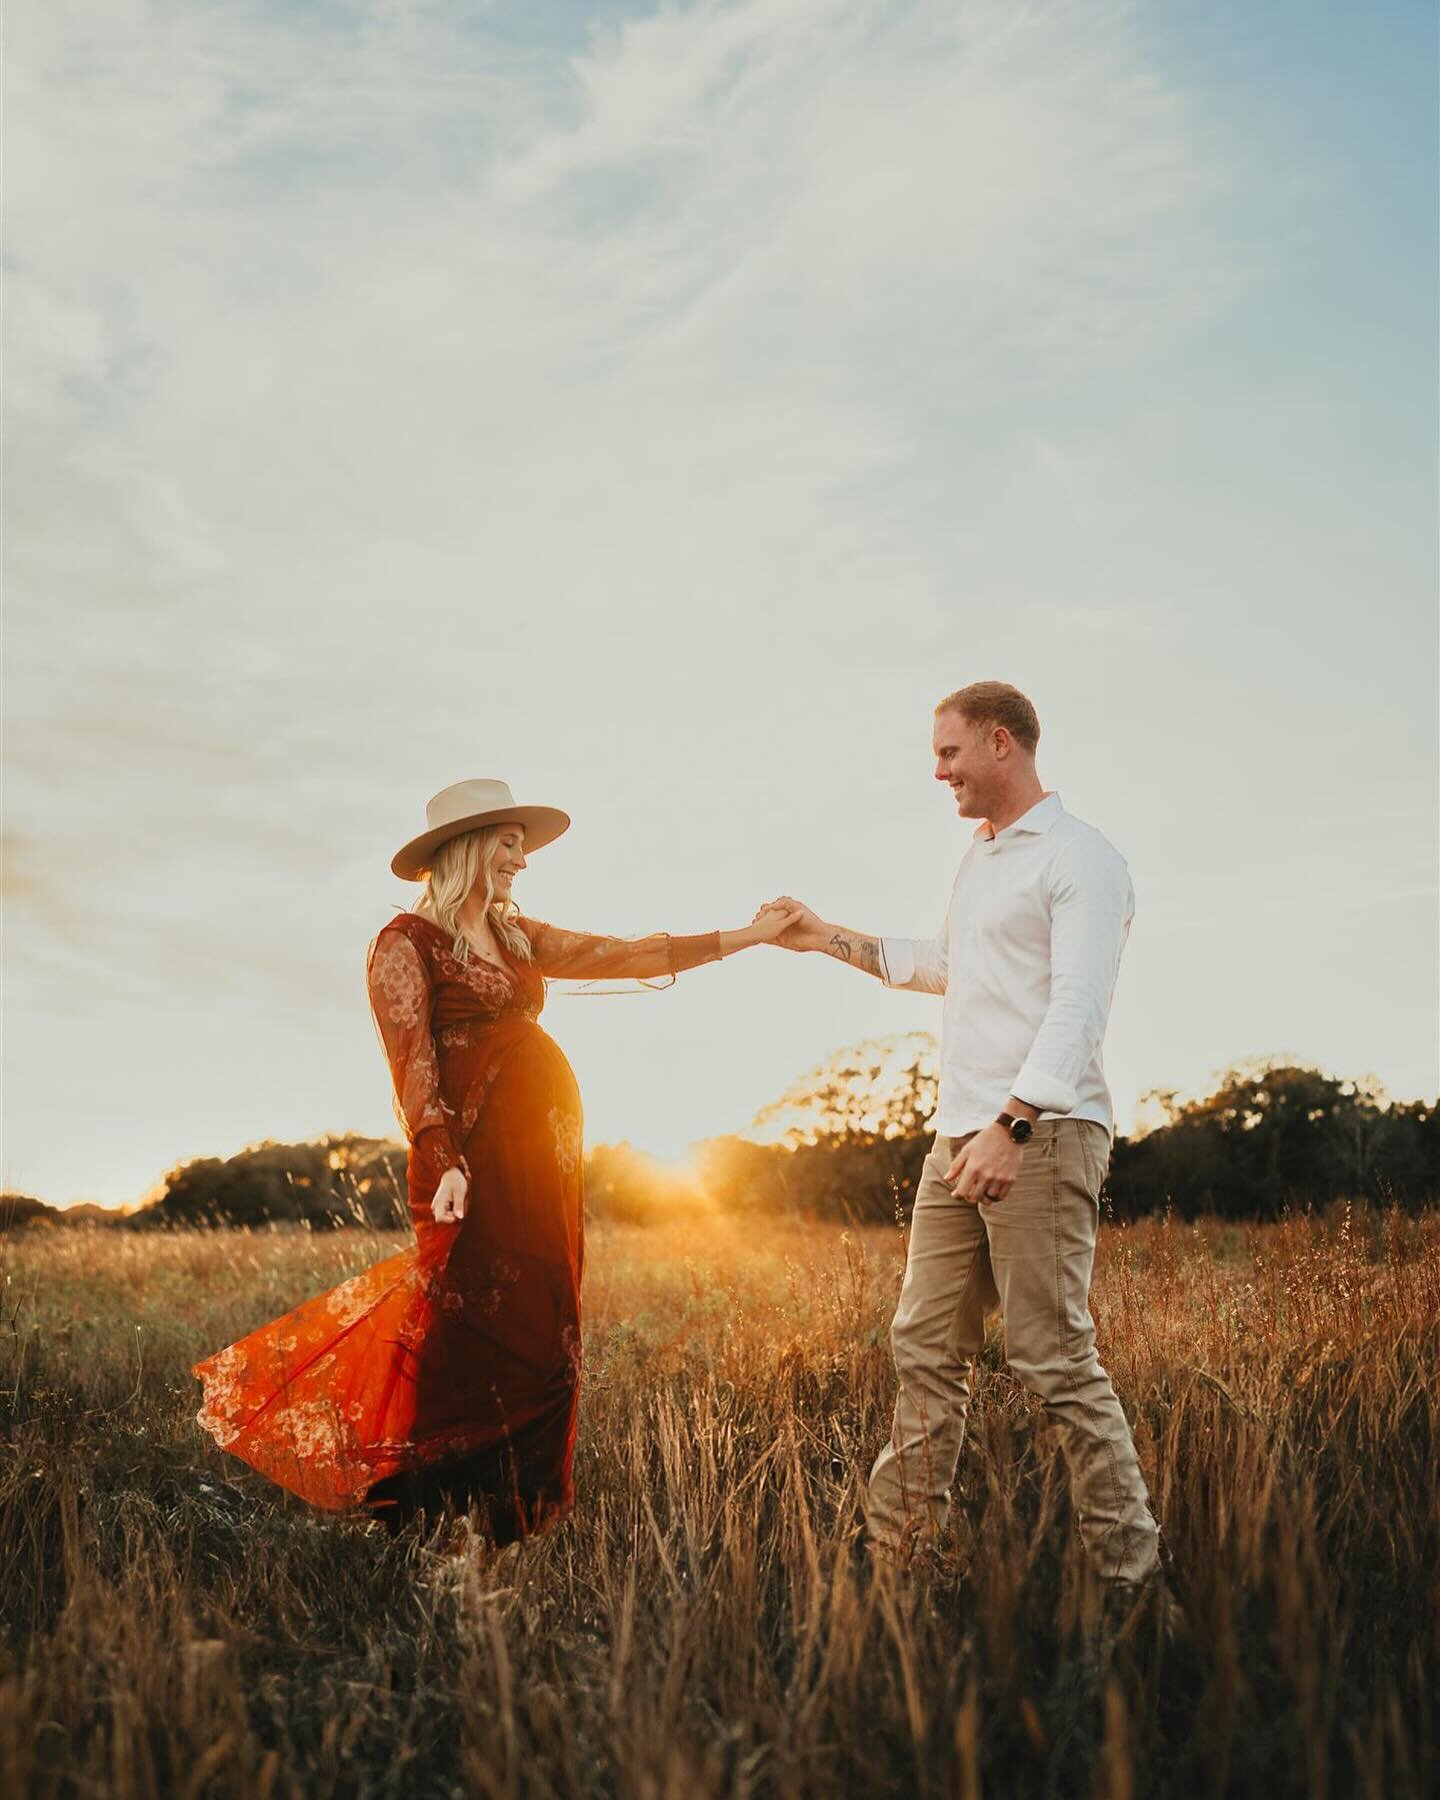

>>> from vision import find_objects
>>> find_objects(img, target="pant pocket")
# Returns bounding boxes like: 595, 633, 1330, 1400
1079, 1127, 1109, 1198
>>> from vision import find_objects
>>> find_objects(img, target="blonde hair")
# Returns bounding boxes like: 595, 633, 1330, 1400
412, 826, 534, 964
935, 681, 1040, 754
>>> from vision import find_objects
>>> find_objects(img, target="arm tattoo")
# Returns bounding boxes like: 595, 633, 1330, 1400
827, 933, 883, 978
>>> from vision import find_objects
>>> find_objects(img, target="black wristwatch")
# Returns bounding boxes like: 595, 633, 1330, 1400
996, 1111, 1033, 1145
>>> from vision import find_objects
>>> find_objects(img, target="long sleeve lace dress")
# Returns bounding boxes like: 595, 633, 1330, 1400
192, 911, 721, 1540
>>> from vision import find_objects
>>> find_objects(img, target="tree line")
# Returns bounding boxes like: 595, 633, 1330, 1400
4, 1036, 1434, 1232
688, 1040, 1436, 1225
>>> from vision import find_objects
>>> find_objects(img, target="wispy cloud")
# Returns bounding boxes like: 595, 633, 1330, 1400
28, 1, 1427, 1203
6, 0, 1226, 871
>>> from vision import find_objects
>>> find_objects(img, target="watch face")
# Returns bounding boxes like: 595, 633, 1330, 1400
1010, 1118, 1033, 1144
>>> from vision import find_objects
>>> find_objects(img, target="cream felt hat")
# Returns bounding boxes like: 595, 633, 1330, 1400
391, 779, 570, 880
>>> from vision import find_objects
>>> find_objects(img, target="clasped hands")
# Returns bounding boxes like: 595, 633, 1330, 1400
737, 901, 805, 948
752, 895, 823, 951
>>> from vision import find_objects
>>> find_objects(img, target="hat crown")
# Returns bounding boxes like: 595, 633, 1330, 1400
392, 778, 568, 879
425, 779, 519, 831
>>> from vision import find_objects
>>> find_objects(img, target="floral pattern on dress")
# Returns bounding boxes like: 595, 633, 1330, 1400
275, 1398, 345, 1465
365, 925, 462, 1191
368, 932, 428, 1031
322, 1271, 381, 1329
431, 942, 520, 1014
195, 1343, 247, 1447
548, 1106, 581, 1177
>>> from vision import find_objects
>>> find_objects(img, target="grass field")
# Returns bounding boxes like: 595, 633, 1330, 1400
2, 1205, 1436, 1798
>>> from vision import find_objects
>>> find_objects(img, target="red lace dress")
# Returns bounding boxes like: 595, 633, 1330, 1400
192, 911, 721, 1540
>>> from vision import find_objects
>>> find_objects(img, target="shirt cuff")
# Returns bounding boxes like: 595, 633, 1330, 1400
877, 938, 912, 987
1009, 1062, 1079, 1116
667, 931, 724, 975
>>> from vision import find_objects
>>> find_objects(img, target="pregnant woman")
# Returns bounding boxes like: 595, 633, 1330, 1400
194, 779, 795, 1541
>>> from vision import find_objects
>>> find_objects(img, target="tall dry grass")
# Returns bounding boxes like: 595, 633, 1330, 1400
1, 1205, 1435, 1798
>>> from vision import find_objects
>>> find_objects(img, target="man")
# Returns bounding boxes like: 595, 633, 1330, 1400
763, 681, 1168, 1616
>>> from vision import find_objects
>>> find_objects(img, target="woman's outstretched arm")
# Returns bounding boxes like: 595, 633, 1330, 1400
516, 909, 798, 981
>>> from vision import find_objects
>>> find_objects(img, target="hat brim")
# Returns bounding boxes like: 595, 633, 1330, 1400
391, 806, 571, 880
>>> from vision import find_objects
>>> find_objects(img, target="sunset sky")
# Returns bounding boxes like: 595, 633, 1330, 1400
5, 0, 1436, 1208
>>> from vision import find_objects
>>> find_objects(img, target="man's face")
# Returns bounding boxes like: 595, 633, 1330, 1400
932, 709, 994, 818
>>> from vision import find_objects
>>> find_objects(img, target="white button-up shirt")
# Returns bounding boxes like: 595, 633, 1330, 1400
878, 792, 1133, 1138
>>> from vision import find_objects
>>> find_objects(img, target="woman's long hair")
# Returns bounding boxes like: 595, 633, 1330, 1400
412, 826, 534, 964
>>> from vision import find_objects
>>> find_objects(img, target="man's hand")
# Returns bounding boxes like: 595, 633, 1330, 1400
715, 908, 805, 959
754, 896, 825, 952
431, 1166, 468, 1224
945, 1124, 1023, 1205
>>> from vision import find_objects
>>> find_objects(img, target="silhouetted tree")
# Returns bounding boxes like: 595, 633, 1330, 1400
712, 1050, 1435, 1225
1106, 1061, 1436, 1219
109, 1048, 1434, 1231
133, 1135, 409, 1230
0, 1193, 62, 1231
0, 1195, 126, 1231
753, 1032, 937, 1145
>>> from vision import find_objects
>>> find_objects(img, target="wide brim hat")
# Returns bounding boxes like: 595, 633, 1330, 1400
392, 779, 570, 880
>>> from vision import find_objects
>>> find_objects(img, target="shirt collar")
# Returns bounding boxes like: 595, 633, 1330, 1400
974, 791, 1064, 842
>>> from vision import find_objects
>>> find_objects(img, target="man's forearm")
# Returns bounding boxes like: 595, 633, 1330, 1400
815, 924, 884, 980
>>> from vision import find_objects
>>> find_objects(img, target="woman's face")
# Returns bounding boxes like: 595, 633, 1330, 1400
489, 827, 527, 901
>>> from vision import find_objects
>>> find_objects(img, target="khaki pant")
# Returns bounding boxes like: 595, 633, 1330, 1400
866, 1120, 1160, 1585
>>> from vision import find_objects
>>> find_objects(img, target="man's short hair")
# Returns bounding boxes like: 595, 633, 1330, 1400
935, 682, 1041, 753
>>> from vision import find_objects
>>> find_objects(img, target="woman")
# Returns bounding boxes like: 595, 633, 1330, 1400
193, 779, 795, 1541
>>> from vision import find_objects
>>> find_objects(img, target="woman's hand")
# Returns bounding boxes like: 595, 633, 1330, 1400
431, 1166, 468, 1225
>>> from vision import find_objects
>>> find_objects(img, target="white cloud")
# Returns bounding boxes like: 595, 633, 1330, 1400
17, 0, 1428, 1206
5, 0, 1227, 862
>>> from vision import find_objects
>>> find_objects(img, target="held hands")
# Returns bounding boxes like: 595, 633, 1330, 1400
945, 1124, 1022, 1205
431, 1166, 468, 1225
740, 904, 805, 947
752, 896, 824, 951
